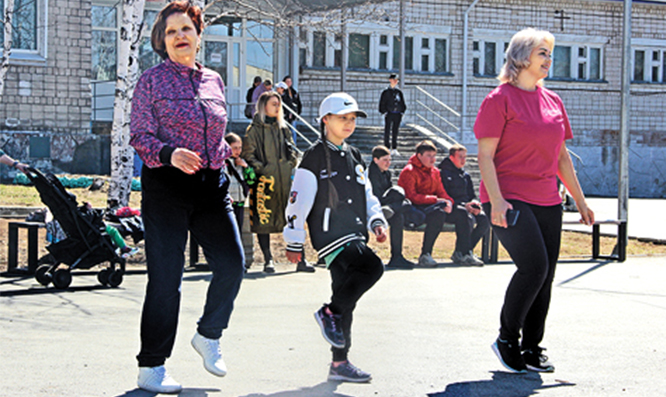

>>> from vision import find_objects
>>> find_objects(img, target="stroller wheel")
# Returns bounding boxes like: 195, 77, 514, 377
52, 269, 72, 289
97, 268, 110, 286
107, 270, 123, 288
35, 265, 53, 286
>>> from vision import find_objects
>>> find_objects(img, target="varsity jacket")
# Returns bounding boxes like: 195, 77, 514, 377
284, 140, 387, 258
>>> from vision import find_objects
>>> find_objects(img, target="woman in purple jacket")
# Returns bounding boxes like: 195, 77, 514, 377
129, 1, 244, 393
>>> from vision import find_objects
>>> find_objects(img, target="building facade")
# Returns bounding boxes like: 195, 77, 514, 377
1, 0, 664, 197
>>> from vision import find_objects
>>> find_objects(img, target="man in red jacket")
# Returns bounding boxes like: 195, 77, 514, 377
398, 140, 453, 267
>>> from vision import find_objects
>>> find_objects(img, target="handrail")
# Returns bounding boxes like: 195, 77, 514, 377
568, 148, 584, 166
282, 104, 316, 147
415, 85, 460, 118
415, 114, 459, 146
415, 100, 460, 131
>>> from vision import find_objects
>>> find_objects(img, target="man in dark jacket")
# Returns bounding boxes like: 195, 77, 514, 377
378, 74, 406, 155
281, 75, 303, 144
438, 144, 488, 266
368, 145, 415, 269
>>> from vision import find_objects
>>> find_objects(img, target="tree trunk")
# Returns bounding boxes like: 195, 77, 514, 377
107, 0, 146, 208
0, 0, 15, 97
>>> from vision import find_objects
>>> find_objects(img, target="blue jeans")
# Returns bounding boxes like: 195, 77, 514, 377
137, 167, 245, 367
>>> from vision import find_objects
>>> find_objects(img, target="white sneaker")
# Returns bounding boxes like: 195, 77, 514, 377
137, 366, 182, 394
390, 149, 401, 156
462, 252, 484, 266
417, 253, 438, 267
191, 332, 227, 377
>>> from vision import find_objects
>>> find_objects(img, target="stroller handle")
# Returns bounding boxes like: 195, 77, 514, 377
24, 166, 45, 183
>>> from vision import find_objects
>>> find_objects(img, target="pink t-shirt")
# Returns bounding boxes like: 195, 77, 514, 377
474, 83, 573, 206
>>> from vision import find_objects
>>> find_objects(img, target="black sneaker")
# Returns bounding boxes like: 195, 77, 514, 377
523, 347, 555, 372
386, 256, 415, 269
296, 260, 316, 273
314, 305, 345, 349
327, 361, 371, 383
492, 338, 527, 373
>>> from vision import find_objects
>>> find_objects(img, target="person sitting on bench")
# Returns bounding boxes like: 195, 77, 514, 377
397, 140, 453, 268
438, 144, 488, 266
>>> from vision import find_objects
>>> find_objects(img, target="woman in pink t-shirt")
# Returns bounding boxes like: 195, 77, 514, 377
474, 28, 594, 374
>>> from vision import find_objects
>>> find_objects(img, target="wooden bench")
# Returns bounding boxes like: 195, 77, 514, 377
5, 221, 45, 275
481, 219, 627, 264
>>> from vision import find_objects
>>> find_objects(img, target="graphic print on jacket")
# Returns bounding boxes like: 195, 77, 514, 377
284, 140, 386, 258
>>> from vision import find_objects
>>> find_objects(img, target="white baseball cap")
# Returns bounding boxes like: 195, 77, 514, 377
275, 81, 288, 90
317, 92, 367, 123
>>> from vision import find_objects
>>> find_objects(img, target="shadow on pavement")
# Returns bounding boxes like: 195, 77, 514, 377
429, 371, 575, 397
556, 260, 614, 286
115, 387, 221, 396
0, 284, 109, 297
239, 381, 353, 397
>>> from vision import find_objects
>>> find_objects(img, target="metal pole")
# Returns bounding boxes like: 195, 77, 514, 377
341, 17, 347, 92
399, 0, 405, 90
618, 0, 631, 246
461, 0, 482, 143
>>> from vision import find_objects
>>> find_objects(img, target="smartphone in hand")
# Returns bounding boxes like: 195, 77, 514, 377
506, 209, 520, 227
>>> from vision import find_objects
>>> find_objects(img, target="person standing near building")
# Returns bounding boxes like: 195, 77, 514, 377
129, 2, 244, 393
284, 92, 387, 383
475, 28, 594, 374
0, 148, 28, 173
379, 74, 406, 156
281, 75, 303, 144
438, 144, 488, 266
251, 79, 272, 117
242, 91, 314, 274
245, 76, 262, 119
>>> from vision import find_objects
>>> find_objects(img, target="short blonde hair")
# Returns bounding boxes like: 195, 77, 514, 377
498, 28, 555, 85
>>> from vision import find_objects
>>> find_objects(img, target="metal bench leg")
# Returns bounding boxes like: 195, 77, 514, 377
618, 222, 627, 262
481, 228, 491, 263
28, 225, 39, 273
8, 224, 19, 272
592, 224, 600, 259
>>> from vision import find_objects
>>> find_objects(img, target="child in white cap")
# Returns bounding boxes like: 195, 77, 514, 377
284, 92, 388, 382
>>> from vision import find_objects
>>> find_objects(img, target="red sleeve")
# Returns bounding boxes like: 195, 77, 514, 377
474, 89, 507, 140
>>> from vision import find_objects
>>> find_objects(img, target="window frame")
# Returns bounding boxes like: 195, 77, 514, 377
549, 43, 604, 82
1, 0, 48, 64
631, 41, 666, 84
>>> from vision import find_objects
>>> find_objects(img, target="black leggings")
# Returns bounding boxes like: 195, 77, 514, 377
482, 200, 562, 350
328, 241, 384, 362
257, 233, 272, 262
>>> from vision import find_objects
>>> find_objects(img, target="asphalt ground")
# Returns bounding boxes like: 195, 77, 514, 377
1, 253, 665, 397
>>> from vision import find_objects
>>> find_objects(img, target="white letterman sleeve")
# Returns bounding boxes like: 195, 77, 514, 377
284, 167, 317, 253
364, 169, 387, 231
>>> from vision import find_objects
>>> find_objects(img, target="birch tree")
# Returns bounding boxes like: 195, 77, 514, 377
0, 0, 15, 97
107, 0, 145, 208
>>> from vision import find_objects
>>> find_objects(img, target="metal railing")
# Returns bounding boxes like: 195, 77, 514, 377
410, 85, 462, 147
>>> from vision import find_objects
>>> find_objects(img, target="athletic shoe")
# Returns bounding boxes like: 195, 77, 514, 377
263, 260, 276, 273
386, 255, 415, 269
137, 366, 182, 394
327, 361, 372, 383
450, 251, 465, 264
523, 347, 555, 372
296, 260, 316, 273
390, 149, 401, 157
492, 338, 527, 373
191, 332, 227, 377
417, 253, 438, 267
461, 252, 484, 266
314, 305, 345, 349
120, 246, 139, 259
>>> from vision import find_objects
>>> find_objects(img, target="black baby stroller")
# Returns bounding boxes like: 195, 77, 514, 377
24, 167, 126, 289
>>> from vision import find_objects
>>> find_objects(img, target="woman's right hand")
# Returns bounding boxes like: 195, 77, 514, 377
490, 198, 513, 228
171, 148, 202, 175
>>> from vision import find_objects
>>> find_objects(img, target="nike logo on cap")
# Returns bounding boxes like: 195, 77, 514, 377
344, 101, 353, 106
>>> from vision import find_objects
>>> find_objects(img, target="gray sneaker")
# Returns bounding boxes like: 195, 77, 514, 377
461, 252, 484, 266
450, 251, 465, 264
417, 253, 438, 267
328, 361, 372, 383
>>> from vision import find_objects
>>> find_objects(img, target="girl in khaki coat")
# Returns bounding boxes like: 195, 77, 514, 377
241, 91, 313, 273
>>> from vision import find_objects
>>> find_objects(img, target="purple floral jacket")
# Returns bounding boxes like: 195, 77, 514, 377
130, 58, 232, 169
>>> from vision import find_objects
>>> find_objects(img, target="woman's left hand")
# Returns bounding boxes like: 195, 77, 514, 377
577, 201, 595, 226
171, 148, 202, 175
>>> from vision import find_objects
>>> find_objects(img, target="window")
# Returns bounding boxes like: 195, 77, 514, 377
393, 36, 413, 70
1, 0, 46, 60
633, 48, 666, 83
91, 5, 117, 81
551, 44, 602, 81
349, 33, 369, 69
313, 31, 326, 67
206, 17, 241, 37
435, 39, 447, 73
422, 38, 429, 49
379, 52, 388, 70
472, 39, 506, 77
380, 35, 387, 45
